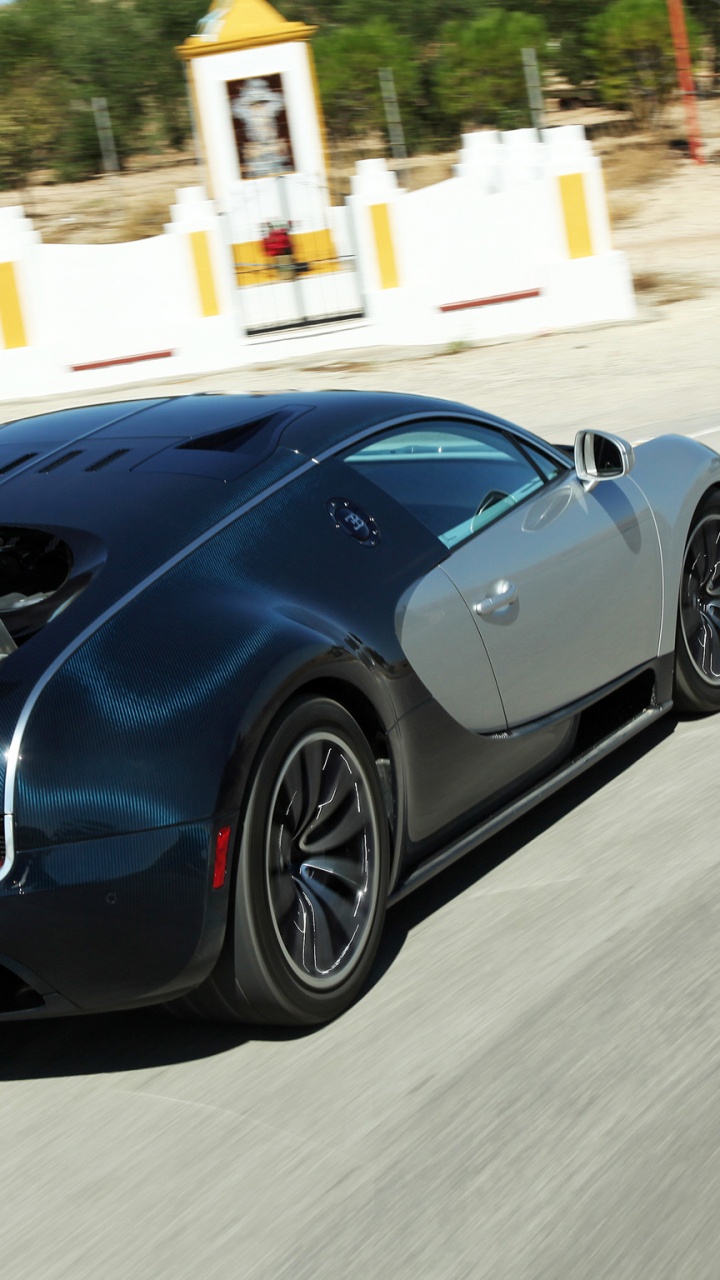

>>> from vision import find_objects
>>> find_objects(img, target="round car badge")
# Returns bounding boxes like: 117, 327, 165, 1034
327, 498, 380, 546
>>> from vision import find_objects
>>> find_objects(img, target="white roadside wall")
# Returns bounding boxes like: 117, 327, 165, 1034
0, 127, 635, 402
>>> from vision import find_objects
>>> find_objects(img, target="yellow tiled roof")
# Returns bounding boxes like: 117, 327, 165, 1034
178, 0, 315, 59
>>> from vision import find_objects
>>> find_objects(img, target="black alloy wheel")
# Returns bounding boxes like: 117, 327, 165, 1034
674, 495, 720, 713
176, 696, 391, 1026
263, 727, 382, 988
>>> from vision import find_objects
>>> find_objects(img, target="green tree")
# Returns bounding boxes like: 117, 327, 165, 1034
136, 0, 212, 148
432, 10, 548, 133
682, 0, 720, 65
277, 0, 480, 44
586, 0, 699, 126
0, 0, 208, 183
314, 18, 421, 140
0, 72, 64, 190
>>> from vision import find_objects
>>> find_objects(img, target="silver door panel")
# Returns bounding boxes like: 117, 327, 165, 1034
397, 567, 507, 733
442, 477, 663, 726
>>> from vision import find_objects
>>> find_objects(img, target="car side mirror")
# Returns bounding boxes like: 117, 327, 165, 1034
574, 430, 635, 492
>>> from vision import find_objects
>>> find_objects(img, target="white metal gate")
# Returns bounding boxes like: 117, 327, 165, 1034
226, 174, 364, 335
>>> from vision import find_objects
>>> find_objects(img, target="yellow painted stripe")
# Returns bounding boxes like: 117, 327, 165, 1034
558, 173, 593, 259
0, 261, 28, 349
189, 231, 220, 317
370, 204, 399, 289
290, 229, 337, 272
233, 240, 277, 286
232, 229, 340, 287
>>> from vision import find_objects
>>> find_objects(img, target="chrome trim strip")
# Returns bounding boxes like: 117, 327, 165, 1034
0, 453, 317, 883
389, 701, 672, 905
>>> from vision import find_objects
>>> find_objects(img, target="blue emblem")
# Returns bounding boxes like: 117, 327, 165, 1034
327, 499, 379, 546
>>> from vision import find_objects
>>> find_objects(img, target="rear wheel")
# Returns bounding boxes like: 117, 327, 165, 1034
177, 696, 390, 1026
674, 495, 720, 714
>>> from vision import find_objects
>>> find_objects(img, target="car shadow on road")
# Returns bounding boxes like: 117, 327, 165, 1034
0, 715, 676, 1081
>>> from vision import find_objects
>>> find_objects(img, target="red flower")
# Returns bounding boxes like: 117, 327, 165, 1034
263, 226, 293, 258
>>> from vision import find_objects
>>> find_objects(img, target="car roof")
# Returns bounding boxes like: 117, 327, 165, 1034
0, 390, 484, 452
0, 388, 525, 539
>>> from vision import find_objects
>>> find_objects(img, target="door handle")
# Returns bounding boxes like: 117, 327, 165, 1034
474, 580, 518, 617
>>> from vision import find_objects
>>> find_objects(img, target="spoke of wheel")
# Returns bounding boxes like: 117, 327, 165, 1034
276, 738, 324, 843
300, 787, 368, 854
267, 859, 296, 922
298, 852, 368, 893
706, 601, 720, 628
298, 737, 327, 834
276, 752, 305, 836
691, 616, 715, 680
691, 529, 707, 581
702, 520, 720, 584
682, 600, 702, 640
295, 881, 346, 976
307, 744, 357, 822
283, 890, 312, 975
701, 610, 720, 678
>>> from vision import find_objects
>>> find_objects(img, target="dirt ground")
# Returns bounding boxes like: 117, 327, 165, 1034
2, 96, 719, 253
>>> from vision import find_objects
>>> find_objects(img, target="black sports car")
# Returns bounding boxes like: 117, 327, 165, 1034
0, 391, 718, 1025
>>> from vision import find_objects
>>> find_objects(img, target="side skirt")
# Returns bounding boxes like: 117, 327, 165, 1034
389, 700, 672, 905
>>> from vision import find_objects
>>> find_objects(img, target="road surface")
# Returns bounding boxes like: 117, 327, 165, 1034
1, 298, 720, 1279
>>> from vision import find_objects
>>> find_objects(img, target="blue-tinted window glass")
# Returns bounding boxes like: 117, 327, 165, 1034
344, 420, 546, 547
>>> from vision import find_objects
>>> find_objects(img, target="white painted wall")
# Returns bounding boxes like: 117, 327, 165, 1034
31, 237, 188, 369
0, 127, 635, 402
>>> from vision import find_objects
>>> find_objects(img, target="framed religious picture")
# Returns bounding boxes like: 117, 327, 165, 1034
227, 74, 296, 180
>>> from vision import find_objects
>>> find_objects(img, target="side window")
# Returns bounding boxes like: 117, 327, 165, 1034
343, 419, 550, 548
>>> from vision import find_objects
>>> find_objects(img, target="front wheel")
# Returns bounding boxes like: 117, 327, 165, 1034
674, 494, 720, 714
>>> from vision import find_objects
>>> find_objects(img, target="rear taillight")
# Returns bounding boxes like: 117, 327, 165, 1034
212, 826, 231, 890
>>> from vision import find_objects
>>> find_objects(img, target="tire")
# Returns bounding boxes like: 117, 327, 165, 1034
674, 493, 720, 715
176, 696, 390, 1026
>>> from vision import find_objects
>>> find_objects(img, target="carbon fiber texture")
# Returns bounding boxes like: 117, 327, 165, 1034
0, 447, 305, 826
14, 458, 439, 850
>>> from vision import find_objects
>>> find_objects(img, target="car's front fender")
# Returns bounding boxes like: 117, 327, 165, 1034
628, 435, 720, 655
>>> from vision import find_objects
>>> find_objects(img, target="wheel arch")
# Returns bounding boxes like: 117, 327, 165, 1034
670, 480, 720, 644
683, 482, 720, 528
629, 438, 720, 656
673, 483, 720, 713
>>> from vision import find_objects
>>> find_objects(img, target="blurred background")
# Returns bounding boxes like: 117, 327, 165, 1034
0, 0, 717, 242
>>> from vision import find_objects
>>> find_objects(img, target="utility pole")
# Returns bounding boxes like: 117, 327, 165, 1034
522, 48, 545, 133
91, 97, 120, 174
379, 67, 408, 186
666, 0, 703, 163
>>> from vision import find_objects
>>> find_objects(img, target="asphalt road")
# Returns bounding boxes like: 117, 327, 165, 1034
2, 303, 720, 1280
